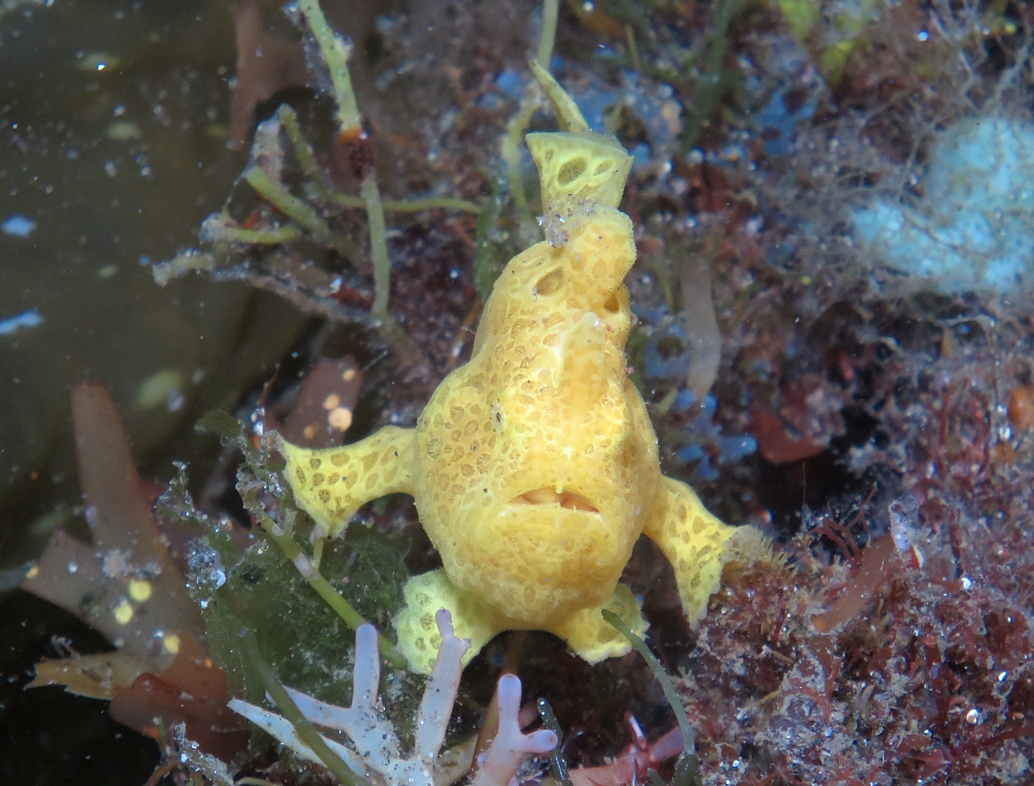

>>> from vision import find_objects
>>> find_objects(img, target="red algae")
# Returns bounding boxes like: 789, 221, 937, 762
22, 382, 204, 666
811, 534, 897, 633
21, 382, 247, 761
110, 633, 249, 761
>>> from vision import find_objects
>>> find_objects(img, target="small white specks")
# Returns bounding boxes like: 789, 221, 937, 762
165, 388, 184, 413
101, 549, 132, 579
294, 552, 317, 579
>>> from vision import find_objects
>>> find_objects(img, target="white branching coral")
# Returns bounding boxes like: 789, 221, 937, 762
469, 674, 558, 786
230, 610, 557, 786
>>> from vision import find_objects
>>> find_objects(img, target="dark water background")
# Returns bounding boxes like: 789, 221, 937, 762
0, 1, 305, 781
0, 0, 304, 576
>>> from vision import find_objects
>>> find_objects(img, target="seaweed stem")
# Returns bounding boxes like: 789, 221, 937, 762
324, 190, 482, 215
530, 60, 589, 133
219, 225, 301, 245
536, 0, 561, 69
252, 508, 406, 669
239, 625, 362, 786
243, 166, 357, 257
680, 0, 741, 151
362, 176, 391, 318
152, 251, 217, 286
602, 609, 696, 757
537, 698, 574, 786
504, 0, 563, 243
502, 94, 540, 232
203, 217, 301, 246
276, 105, 329, 193
292, 0, 394, 320
384, 196, 481, 214
624, 25, 643, 73
295, 0, 361, 136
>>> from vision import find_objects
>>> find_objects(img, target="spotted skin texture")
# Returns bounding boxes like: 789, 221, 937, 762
280, 108, 742, 674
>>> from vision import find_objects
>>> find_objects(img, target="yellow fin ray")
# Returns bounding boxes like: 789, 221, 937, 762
644, 477, 738, 623
550, 584, 647, 664
394, 569, 501, 674
277, 426, 416, 539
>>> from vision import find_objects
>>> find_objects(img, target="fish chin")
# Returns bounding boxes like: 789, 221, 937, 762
442, 499, 626, 623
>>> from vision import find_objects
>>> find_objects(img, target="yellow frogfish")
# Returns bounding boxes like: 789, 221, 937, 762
279, 64, 758, 674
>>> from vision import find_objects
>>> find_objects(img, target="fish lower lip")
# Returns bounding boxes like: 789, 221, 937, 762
509, 487, 599, 513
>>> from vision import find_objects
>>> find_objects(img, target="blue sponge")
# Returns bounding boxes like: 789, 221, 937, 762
853, 118, 1034, 293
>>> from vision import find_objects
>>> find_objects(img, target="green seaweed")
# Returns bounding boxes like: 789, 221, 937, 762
239, 624, 361, 786
678, 0, 745, 152
242, 165, 358, 258
196, 411, 406, 664
161, 477, 407, 700
294, 0, 361, 136
293, 0, 393, 320
472, 180, 510, 303
537, 0, 562, 68
537, 698, 574, 786
155, 406, 427, 755
154, 1, 482, 368
499, 0, 566, 249
209, 524, 406, 701
603, 609, 702, 786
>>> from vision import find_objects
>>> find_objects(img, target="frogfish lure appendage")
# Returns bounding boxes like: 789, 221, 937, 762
279, 66, 762, 674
